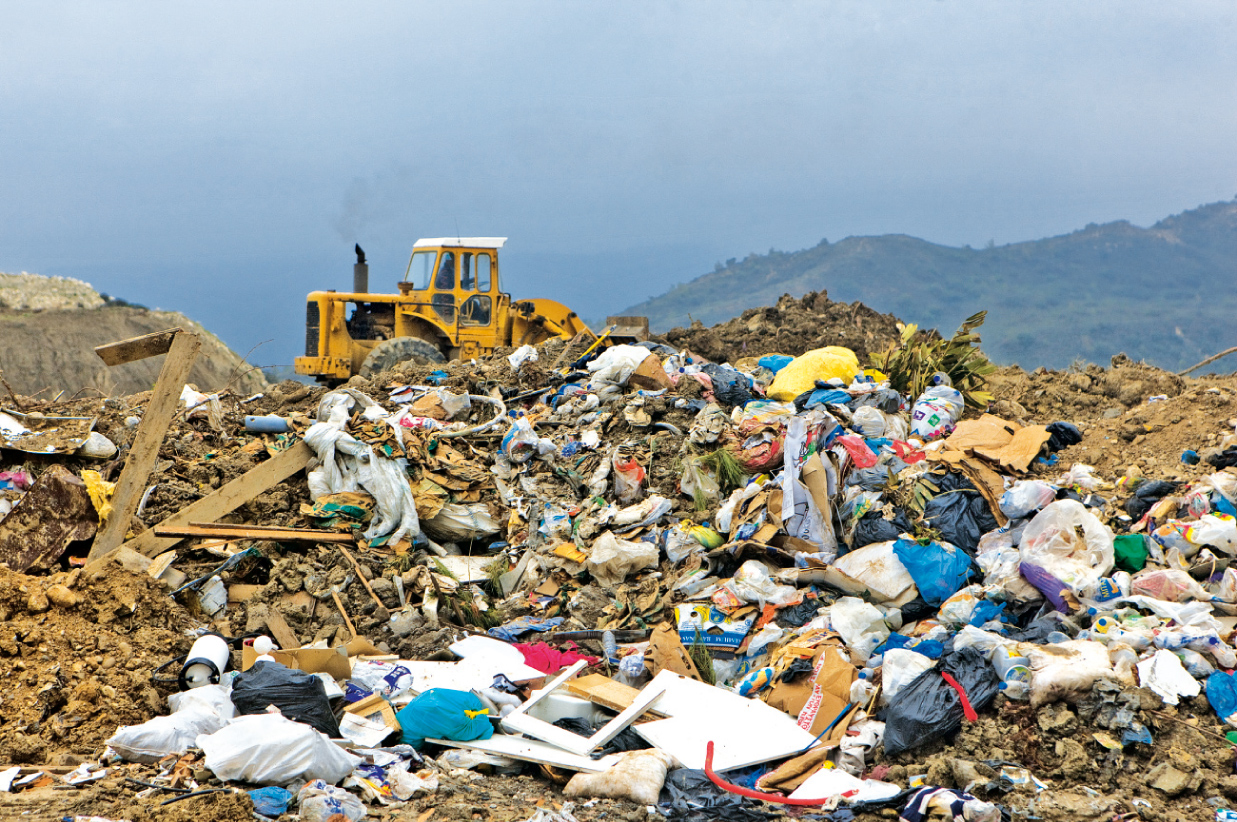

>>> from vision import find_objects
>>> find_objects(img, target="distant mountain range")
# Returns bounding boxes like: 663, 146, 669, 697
622, 198, 1237, 372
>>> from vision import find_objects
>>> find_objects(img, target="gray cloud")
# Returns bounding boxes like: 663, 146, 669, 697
0, 1, 1234, 365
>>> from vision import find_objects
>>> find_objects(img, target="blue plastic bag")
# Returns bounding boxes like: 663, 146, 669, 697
892, 538, 974, 607
248, 786, 293, 817
758, 354, 793, 374
1207, 671, 1237, 725
396, 688, 494, 749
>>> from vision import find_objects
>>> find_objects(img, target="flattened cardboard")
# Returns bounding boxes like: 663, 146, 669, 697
975, 425, 1052, 473
241, 644, 352, 680
647, 623, 703, 681
764, 643, 854, 744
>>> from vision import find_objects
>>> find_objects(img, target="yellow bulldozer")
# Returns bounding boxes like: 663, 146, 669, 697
294, 238, 649, 384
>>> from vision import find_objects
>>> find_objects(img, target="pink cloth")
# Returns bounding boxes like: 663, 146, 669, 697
516, 642, 600, 674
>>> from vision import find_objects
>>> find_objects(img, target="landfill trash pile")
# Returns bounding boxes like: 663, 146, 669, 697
662, 290, 906, 367
6, 314, 1237, 822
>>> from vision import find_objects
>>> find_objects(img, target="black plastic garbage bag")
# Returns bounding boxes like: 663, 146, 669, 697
1123, 479, 1179, 520
882, 648, 999, 757
847, 458, 909, 492
658, 768, 775, 822
852, 507, 915, 549
230, 660, 341, 738
923, 491, 998, 554
554, 716, 650, 758
848, 388, 904, 414
1045, 421, 1082, 452
700, 364, 754, 407
1208, 446, 1237, 469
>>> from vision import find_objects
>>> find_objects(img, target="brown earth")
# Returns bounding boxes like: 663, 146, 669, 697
0, 304, 268, 398
0, 562, 196, 764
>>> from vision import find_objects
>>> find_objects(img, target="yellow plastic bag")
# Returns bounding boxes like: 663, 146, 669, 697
767, 347, 860, 401
82, 469, 115, 523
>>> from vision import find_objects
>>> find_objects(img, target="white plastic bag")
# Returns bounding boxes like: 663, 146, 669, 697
107, 684, 235, 764
728, 560, 798, 608
298, 779, 367, 822
586, 532, 659, 588
1019, 500, 1114, 597
680, 458, 720, 505
1025, 640, 1114, 709
880, 649, 936, 705
508, 344, 538, 369
197, 714, 361, 785
828, 597, 890, 665
910, 385, 964, 439
587, 344, 649, 388
999, 481, 1057, 519
830, 542, 918, 606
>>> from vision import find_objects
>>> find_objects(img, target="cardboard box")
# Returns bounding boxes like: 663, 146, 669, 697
241, 636, 379, 681
628, 354, 673, 391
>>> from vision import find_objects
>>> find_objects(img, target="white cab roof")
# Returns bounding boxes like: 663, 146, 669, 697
412, 237, 507, 249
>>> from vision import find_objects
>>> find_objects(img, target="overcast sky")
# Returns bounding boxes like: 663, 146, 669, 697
2, 1, 1235, 371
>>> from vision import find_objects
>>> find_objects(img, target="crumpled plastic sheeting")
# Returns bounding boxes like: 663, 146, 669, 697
305, 388, 421, 546
657, 768, 777, 822
586, 532, 659, 588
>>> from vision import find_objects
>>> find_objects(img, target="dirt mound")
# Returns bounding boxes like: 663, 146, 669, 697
660, 290, 905, 364
986, 353, 1237, 476
0, 273, 267, 398
0, 562, 197, 763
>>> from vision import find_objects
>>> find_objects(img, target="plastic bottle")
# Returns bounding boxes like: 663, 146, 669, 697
244, 414, 291, 433
601, 630, 619, 664
989, 646, 1031, 701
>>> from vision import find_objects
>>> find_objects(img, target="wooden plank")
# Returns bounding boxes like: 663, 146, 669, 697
227, 583, 264, 603
340, 545, 390, 618
332, 590, 358, 638
565, 673, 646, 713
121, 441, 314, 558
89, 331, 201, 560
263, 605, 302, 650
153, 523, 354, 543
93, 327, 183, 366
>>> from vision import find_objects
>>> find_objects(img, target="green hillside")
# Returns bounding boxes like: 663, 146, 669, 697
623, 199, 1237, 372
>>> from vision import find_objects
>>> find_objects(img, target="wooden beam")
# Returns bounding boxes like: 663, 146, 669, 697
93, 327, 184, 366
88, 331, 201, 560
121, 440, 314, 558
153, 523, 354, 544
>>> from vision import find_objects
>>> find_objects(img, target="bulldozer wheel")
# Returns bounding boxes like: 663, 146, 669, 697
359, 336, 446, 377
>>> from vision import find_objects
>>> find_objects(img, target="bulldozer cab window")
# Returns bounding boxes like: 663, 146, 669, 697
460, 295, 491, 326
431, 293, 455, 323
405, 250, 437, 290
434, 251, 455, 290
460, 252, 493, 291
475, 253, 492, 291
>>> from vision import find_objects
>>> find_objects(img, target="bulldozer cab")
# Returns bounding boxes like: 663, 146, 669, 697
399, 238, 507, 333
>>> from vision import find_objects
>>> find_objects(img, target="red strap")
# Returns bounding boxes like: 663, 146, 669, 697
704, 741, 836, 806
941, 672, 978, 721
